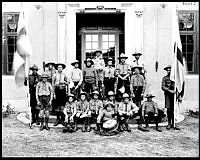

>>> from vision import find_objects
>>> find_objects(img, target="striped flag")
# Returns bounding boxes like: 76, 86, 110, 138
13, 9, 32, 88
170, 6, 186, 125
170, 7, 185, 96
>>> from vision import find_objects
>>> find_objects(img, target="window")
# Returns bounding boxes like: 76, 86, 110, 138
2, 12, 19, 75
178, 11, 199, 74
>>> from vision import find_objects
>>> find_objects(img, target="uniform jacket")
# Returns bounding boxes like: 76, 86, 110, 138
161, 75, 175, 109
142, 100, 158, 116
83, 66, 98, 84
63, 102, 77, 116
76, 100, 90, 113
118, 101, 139, 115
89, 99, 103, 114
24, 73, 41, 92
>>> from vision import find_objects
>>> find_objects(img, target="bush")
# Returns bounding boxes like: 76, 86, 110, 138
2, 101, 15, 118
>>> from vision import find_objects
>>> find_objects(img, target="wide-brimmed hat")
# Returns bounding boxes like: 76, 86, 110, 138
71, 60, 79, 66
41, 72, 49, 78
93, 50, 102, 54
131, 66, 142, 71
30, 64, 39, 70
84, 58, 94, 65
67, 94, 76, 100
107, 57, 114, 63
145, 94, 155, 98
132, 52, 142, 56
108, 91, 115, 96
45, 62, 56, 68
118, 53, 128, 59
79, 91, 88, 97
164, 65, 171, 71
104, 102, 115, 109
122, 93, 130, 99
91, 90, 99, 96
55, 63, 66, 70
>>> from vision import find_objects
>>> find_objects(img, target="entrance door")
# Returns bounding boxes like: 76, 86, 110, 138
81, 29, 120, 68
76, 13, 124, 69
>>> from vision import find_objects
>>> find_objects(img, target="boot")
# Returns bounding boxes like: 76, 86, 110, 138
95, 123, 100, 131
86, 118, 91, 132
166, 124, 171, 130
125, 122, 131, 132
60, 112, 66, 126
144, 118, 150, 132
54, 113, 60, 126
82, 118, 87, 132
155, 123, 162, 132
40, 118, 44, 131
45, 117, 50, 130
35, 110, 40, 125
74, 122, 78, 131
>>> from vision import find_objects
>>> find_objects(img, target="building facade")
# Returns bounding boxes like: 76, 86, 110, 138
2, 2, 199, 111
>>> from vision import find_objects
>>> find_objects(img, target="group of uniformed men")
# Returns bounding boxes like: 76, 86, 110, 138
24, 50, 180, 135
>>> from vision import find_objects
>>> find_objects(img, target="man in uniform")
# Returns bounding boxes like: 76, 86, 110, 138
115, 53, 131, 101
63, 94, 77, 132
24, 64, 41, 126
103, 57, 116, 97
141, 94, 162, 132
118, 93, 139, 132
89, 90, 103, 131
69, 60, 83, 98
52, 63, 69, 126
75, 91, 90, 132
82, 58, 98, 96
92, 50, 105, 97
36, 72, 53, 131
161, 65, 180, 130
45, 62, 56, 114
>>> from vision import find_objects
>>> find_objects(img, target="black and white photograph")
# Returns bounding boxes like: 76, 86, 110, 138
2, 2, 199, 157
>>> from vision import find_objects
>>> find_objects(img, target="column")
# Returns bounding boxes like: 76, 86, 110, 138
57, 2, 66, 63
124, 4, 135, 65
134, 3, 144, 54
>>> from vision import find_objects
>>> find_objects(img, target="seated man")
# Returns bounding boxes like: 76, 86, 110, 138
75, 91, 91, 132
63, 94, 77, 133
118, 93, 139, 132
95, 102, 119, 136
89, 90, 103, 130
141, 94, 162, 132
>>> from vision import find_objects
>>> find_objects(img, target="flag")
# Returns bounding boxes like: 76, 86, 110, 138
170, 6, 186, 125
13, 9, 32, 88
170, 7, 185, 96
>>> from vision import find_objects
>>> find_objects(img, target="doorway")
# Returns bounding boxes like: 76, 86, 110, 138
76, 13, 125, 69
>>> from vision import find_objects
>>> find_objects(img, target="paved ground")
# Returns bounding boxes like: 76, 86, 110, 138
2, 112, 199, 157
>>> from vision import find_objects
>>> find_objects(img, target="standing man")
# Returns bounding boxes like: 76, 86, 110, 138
115, 53, 131, 101
36, 72, 53, 131
82, 58, 98, 96
92, 50, 105, 97
24, 64, 41, 126
69, 60, 83, 98
130, 66, 145, 108
45, 62, 56, 114
103, 57, 116, 97
161, 65, 180, 130
52, 63, 69, 126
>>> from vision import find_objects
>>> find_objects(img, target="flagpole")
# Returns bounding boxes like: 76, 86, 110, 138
173, 5, 178, 128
